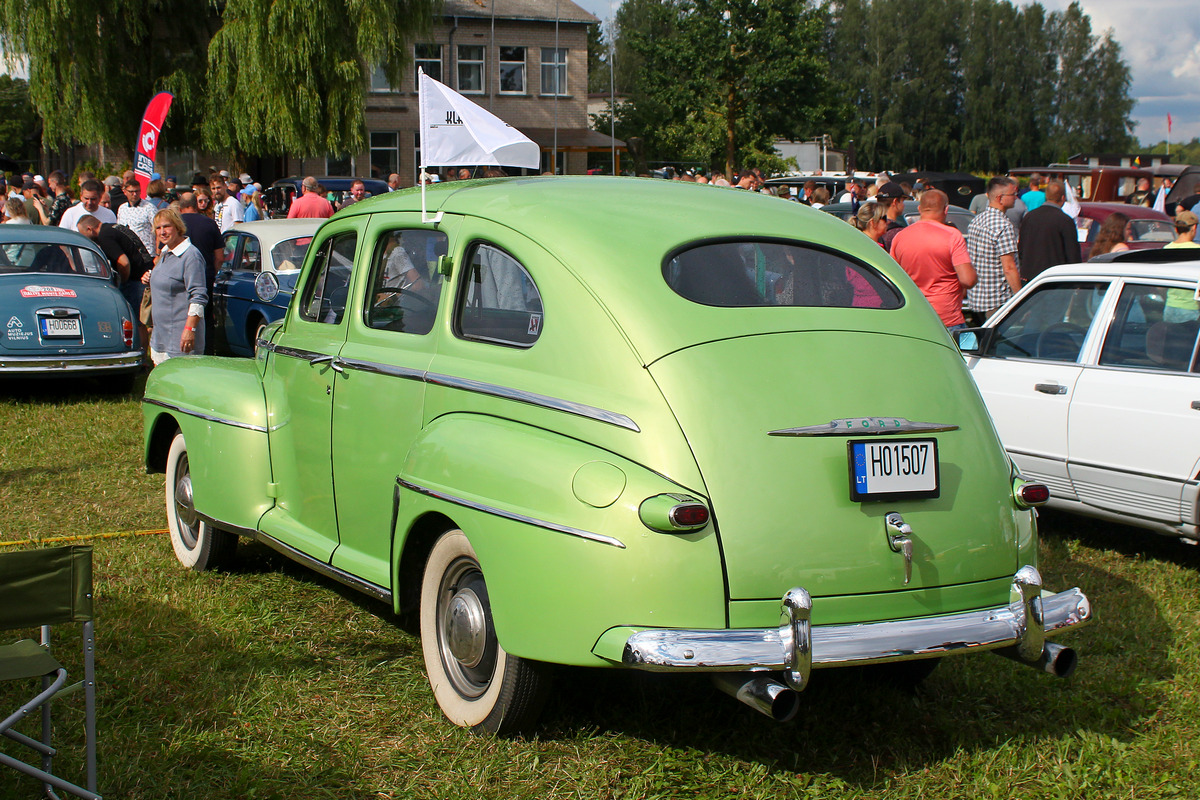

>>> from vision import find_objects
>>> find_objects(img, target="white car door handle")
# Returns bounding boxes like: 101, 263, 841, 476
1035, 383, 1067, 395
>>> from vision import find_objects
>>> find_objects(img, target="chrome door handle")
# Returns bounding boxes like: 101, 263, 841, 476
308, 354, 345, 374
1034, 383, 1067, 395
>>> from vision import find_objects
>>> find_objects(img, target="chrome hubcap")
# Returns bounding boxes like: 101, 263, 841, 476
173, 455, 200, 548
445, 588, 487, 668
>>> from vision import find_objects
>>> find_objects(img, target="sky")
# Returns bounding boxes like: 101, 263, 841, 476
575, 0, 1200, 148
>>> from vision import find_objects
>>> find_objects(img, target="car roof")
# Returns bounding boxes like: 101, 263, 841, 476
226, 219, 323, 246
1075, 201, 1172, 221
0, 223, 105, 250
1036, 255, 1200, 283
271, 176, 390, 193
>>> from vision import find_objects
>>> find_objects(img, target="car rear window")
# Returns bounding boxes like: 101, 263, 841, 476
0, 242, 112, 279
664, 240, 901, 309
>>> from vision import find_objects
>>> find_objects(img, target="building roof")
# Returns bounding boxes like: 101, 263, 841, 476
442, 0, 598, 24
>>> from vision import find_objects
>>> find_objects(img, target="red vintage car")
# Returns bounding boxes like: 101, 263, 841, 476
1075, 202, 1174, 260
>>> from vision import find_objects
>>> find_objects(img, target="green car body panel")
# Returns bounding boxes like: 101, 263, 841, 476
143, 176, 1088, 704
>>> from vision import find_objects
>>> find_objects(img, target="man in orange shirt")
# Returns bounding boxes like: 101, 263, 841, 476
889, 189, 977, 329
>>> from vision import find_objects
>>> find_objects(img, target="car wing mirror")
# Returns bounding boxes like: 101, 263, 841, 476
955, 327, 991, 354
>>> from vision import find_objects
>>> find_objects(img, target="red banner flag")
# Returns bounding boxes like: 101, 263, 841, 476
1168, 113, 1173, 134
134, 92, 174, 193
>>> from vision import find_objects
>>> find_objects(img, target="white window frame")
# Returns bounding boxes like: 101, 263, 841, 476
499, 46, 526, 94
370, 131, 400, 180
458, 45, 485, 94
540, 47, 568, 96
369, 66, 394, 93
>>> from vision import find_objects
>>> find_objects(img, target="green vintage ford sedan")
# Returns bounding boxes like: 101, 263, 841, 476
142, 177, 1092, 733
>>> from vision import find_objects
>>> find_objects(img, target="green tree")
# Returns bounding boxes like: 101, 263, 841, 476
0, 74, 37, 163
0, 0, 438, 157
615, 0, 841, 179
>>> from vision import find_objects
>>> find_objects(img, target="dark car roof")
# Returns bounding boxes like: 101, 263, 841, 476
0, 223, 108, 252
1074, 202, 1172, 222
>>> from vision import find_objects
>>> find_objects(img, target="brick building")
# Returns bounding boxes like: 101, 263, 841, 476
286, 0, 621, 186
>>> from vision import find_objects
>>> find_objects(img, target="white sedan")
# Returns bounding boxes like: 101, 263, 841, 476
959, 251, 1200, 539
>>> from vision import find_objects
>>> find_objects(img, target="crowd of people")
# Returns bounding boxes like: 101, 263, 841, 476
4, 163, 1198, 358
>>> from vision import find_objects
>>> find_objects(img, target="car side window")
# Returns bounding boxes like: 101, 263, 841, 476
987, 281, 1108, 362
365, 229, 448, 335
456, 243, 543, 347
241, 236, 261, 272
221, 234, 239, 271
1099, 283, 1200, 372
299, 233, 357, 325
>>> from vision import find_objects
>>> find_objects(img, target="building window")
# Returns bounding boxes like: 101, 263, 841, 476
458, 45, 485, 94
414, 131, 423, 182
327, 153, 353, 175
369, 67, 394, 93
499, 46, 526, 94
370, 132, 400, 181
541, 48, 567, 96
415, 44, 442, 83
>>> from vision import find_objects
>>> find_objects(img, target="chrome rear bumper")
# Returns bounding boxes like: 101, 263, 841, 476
622, 567, 1091, 689
0, 351, 143, 374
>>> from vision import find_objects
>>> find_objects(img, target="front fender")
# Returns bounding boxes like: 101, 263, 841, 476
398, 412, 727, 666
142, 356, 275, 533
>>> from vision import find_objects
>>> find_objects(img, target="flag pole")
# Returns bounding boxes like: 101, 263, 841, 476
417, 68, 443, 224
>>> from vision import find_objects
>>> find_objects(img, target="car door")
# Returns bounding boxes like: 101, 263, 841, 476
328, 214, 455, 588
1068, 279, 1200, 526
966, 279, 1114, 499
259, 220, 361, 560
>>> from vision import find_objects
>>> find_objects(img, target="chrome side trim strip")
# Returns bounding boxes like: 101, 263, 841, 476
770, 417, 959, 437
397, 477, 626, 549
264, 342, 640, 432
1008, 447, 1196, 485
424, 371, 641, 432
251, 530, 393, 603
621, 573, 1091, 672
141, 397, 269, 433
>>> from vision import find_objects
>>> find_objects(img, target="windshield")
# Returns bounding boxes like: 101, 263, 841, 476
0, 241, 113, 279
664, 240, 902, 308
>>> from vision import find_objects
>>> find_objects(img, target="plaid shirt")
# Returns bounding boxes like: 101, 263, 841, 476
966, 207, 1018, 313
46, 191, 73, 227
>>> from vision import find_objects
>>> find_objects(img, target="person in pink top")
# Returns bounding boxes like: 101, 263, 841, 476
286, 176, 335, 219
889, 189, 977, 329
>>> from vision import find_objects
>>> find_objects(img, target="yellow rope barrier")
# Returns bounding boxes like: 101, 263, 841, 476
0, 529, 168, 549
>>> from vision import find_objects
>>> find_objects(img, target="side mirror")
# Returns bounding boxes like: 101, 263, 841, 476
955, 327, 991, 355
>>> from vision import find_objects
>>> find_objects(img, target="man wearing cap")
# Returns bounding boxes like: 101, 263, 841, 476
876, 182, 909, 252
19, 180, 41, 224
1017, 180, 1080, 282
1165, 211, 1199, 249
890, 189, 976, 329
287, 176, 335, 219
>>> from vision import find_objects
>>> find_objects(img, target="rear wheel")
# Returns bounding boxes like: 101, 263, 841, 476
165, 433, 237, 571
419, 529, 549, 735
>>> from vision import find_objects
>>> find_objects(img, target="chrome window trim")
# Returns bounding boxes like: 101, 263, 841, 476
262, 341, 640, 432
141, 398, 268, 433
398, 478, 626, 549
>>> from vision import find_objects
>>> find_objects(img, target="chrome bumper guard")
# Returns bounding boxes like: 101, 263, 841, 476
623, 567, 1091, 689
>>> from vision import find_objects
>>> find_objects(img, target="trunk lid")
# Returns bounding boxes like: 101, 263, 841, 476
648, 330, 1019, 600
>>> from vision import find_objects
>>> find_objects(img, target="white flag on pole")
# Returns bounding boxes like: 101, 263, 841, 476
418, 72, 540, 169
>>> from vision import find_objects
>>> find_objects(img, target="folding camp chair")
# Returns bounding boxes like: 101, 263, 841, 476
0, 546, 100, 800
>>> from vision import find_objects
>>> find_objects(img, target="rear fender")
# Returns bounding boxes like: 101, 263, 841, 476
396, 412, 727, 666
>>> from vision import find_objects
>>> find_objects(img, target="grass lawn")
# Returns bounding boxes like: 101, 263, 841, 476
2, 378, 1198, 798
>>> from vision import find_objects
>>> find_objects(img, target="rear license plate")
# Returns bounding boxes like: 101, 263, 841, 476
40, 317, 81, 337
848, 439, 939, 501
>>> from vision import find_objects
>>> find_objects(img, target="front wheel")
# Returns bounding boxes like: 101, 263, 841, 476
165, 432, 237, 571
419, 529, 549, 735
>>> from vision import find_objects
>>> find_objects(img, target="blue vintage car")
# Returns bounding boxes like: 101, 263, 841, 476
0, 224, 143, 390
212, 220, 321, 356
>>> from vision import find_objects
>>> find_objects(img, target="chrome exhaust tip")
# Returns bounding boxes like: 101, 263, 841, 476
711, 673, 800, 722
995, 641, 1078, 678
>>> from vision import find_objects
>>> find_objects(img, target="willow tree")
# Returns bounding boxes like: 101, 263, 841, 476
0, 0, 439, 157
